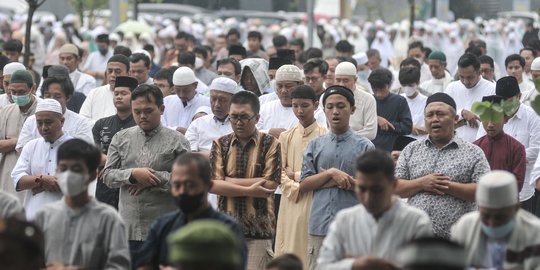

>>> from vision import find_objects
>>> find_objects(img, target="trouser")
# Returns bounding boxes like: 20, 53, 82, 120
535, 190, 540, 218
307, 235, 325, 270
246, 239, 274, 270
129, 240, 144, 270
273, 194, 281, 250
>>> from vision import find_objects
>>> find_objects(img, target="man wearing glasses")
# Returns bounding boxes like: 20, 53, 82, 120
303, 58, 328, 99
479, 55, 496, 83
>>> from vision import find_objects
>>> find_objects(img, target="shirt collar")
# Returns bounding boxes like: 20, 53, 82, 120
425, 135, 460, 149
213, 114, 230, 125
231, 130, 259, 146
63, 197, 97, 217
297, 121, 319, 137
330, 128, 353, 142
47, 133, 70, 146
487, 131, 505, 141
374, 196, 401, 223
138, 124, 163, 137
512, 105, 525, 120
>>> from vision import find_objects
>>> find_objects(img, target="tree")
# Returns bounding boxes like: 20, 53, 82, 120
24, 0, 47, 67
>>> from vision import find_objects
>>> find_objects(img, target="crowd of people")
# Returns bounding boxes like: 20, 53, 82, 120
2, 10, 540, 270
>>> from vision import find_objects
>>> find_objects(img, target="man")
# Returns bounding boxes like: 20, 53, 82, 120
407, 41, 432, 83
520, 47, 537, 81
532, 57, 540, 80
299, 86, 375, 270
218, 58, 242, 83
153, 67, 176, 96
395, 92, 491, 238
194, 46, 218, 85
397, 237, 467, 270
0, 70, 39, 201
318, 150, 432, 269
0, 54, 10, 94
185, 77, 238, 154
16, 76, 93, 152
369, 68, 412, 151
445, 53, 495, 142
399, 66, 428, 140
334, 61, 378, 140
2, 39, 22, 62
420, 51, 453, 95
366, 49, 382, 71
130, 53, 153, 85
11, 99, 72, 220
103, 84, 190, 259
505, 54, 536, 103
134, 153, 247, 270
335, 40, 354, 58
273, 35, 288, 50
260, 57, 292, 106
44, 64, 87, 113
177, 51, 210, 94
93, 76, 138, 209
257, 65, 326, 138
303, 58, 328, 98
323, 57, 339, 89
274, 86, 327, 268
83, 34, 112, 86
80, 54, 131, 123
290, 39, 305, 64
479, 55, 496, 82
473, 95, 526, 191
58, 43, 96, 96
353, 52, 373, 93
247, 31, 267, 59
0, 62, 26, 109
163, 31, 189, 68
451, 171, 540, 268
162, 66, 210, 133
210, 91, 281, 270
229, 44, 247, 61
34, 139, 131, 269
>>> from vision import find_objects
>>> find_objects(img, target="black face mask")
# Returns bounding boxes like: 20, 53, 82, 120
175, 193, 205, 214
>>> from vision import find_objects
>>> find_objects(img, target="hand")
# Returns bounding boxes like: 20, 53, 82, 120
419, 173, 451, 195
176, 127, 187, 134
100, 153, 107, 167
40, 176, 61, 193
461, 109, 480, 128
328, 168, 355, 190
131, 168, 160, 187
32, 186, 45, 195
377, 116, 395, 131
285, 167, 295, 180
246, 180, 275, 198
412, 126, 427, 135
128, 184, 148, 196
352, 256, 399, 270
268, 128, 287, 138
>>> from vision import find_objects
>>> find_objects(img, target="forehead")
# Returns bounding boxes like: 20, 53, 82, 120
130, 60, 146, 68
428, 59, 442, 65
507, 60, 521, 66
230, 103, 254, 114
292, 98, 315, 103
8, 82, 29, 90
114, 86, 132, 93
325, 94, 349, 104
59, 52, 76, 58
458, 65, 477, 74
334, 74, 354, 80
210, 90, 232, 98
326, 59, 338, 66
153, 78, 168, 85
408, 47, 422, 54
172, 162, 200, 179
132, 95, 158, 107
425, 102, 452, 113
46, 83, 64, 93
305, 68, 321, 75
276, 80, 298, 85
58, 158, 87, 168
36, 111, 61, 120
107, 61, 128, 71
218, 63, 235, 71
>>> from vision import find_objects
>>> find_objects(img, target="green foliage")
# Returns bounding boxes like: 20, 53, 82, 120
472, 98, 520, 123
531, 77, 540, 116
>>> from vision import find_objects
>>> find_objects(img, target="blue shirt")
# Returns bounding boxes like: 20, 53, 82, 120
372, 93, 412, 152
301, 129, 375, 236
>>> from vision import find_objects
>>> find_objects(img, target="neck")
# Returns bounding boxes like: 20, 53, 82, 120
331, 126, 349, 135
430, 135, 453, 149
116, 109, 132, 120
300, 118, 316, 128
47, 132, 64, 143
215, 114, 228, 122
186, 203, 210, 222
64, 192, 90, 208
407, 91, 418, 99
518, 77, 523, 84
237, 131, 256, 146
371, 198, 395, 220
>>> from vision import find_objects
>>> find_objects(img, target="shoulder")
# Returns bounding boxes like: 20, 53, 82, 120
93, 201, 124, 221
351, 132, 375, 146
36, 200, 65, 217
115, 126, 136, 137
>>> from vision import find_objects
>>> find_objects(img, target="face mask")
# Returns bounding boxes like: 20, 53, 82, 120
195, 57, 204, 70
481, 219, 515, 239
58, 170, 88, 196
98, 47, 108, 55
357, 70, 370, 81
175, 192, 205, 214
402, 86, 417, 97
12, 94, 31, 106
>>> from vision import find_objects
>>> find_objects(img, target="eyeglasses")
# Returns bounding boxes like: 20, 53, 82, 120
229, 114, 256, 124
304, 76, 321, 82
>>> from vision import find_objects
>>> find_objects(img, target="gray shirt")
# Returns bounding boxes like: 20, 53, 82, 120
103, 124, 190, 240
0, 190, 24, 219
301, 129, 375, 236
34, 198, 130, 269
396, 136, 490, 239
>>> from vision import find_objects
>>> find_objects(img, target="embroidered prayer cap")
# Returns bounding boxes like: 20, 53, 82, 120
36, 99, 63, 114
353, 52, 368, 65
531, 57, 540, 71
58, 44, 79, 57
476, 170, 519, 209
334, 61, 357, 77
209, 77, 239, 95
275, 64, 302, 82
3, 62, 26, 76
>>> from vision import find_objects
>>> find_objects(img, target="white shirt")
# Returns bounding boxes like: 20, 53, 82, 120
11, 134, 72, 220
445, 77, 495, 142
83, 50, 113, 86
478, 104, 540, 201
70, 70, 96, 96
143, 77, 154, 85
403, 93, 428, 140
79, 84, 116, 123
420, 62, 433, 84
317, 199, 433, 269
0, 94, 10, 109
520, 79, 538, 106
350, 88, 378, 140
185, 114, 233, 152
162, 94, 210, 129
259, 92, 278, 106
256, 99, 327, 132
16, 109, 94, 152
419, 71, 453, 95
195, 79, 209, 95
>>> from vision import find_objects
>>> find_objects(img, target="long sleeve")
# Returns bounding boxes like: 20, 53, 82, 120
263, 139, 282, 183
278, 133, 300, 202
79, 91, 93, 120
316, 214, 355, 270
513, 142, 527, 191
80, 77, 96, 96
185, 120, 200, 152
390, 98, 413, 135
357, 95, 378, 140
103, 214, 131, 269
300, 141, 317, 181
102, 133, 133, 188
11, 141, 34, 190
210, 140, 226, 180
14, 116, 35, 153
74, 117, 95, 144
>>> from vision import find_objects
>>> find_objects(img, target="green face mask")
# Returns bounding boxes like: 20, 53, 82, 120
12, 94, 31, 106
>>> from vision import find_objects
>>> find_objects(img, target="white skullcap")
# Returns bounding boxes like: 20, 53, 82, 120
335, 62, 357, 77
275, 64, 302, 82
476, 171, 518, 209
353, 52, 368, 65
133, 49, 152, 60
3, 62, 26, 76
531, 57, 540, 71
173, 67, 197, 86
209, 77, 238, 95
36, 99, 63, 114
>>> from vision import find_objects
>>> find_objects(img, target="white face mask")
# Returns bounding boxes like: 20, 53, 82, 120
195, 57, 204, 70
58, 170, 88, 197
402, 86, 417, 97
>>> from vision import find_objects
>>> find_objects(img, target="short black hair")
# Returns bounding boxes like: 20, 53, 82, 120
76, 46, 84, 58
193, 46, 208, 60
217, 58, 242, 75
400, 57, 422, 69
3, 39, 23, 52
291, 85, 318, 101
57, 138, 101, 172
266, 254, 302, 270
520, 47, 538, 57
367, 49, 381, 59
113, 45, 132, 57
174, 153, 212, 184
41, 77, 75, 99
335, 40, 354, 53
356, 149, 395, 181
231, 91, 260, 114
424, 47, 432, 59
175, 31, 189, 40
505, 54, 525, 68
464, 44, 482, 57
143, 44, 155, 53
0, 55, 9, 70
247, 31, 262, 41
304, 47, 323, 61
131, 84, 164, 107
470, 39, 486, 49
272, 35, 288, 48
129, 53, 151, 68
368, 68, 393, 89
226, 28, 241, 39
337, 56, 357, 67
457, 53, 480, 70
290, 38, 305, 50
478, 55, 494, 69
178, 51, 196, 66
108, 54, 130, 71
154, 67, 175, 87
399, 66, 421, 85
408, 40, 424, 52
303, 58, 329, 75
96, 34, 109, 44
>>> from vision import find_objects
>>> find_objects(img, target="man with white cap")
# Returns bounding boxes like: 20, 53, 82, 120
352, 52, 373, 94
333, 61, 378, 140
451, 171, 540, 269
531, 57, 540, 81
0, 62, 26, 109
257, 64, 327, 138
521, 57, 540, 105
58, 43, 96, 96
0, 70, 39, 202
162, 66, 210, 134
11, 99, 72, 220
